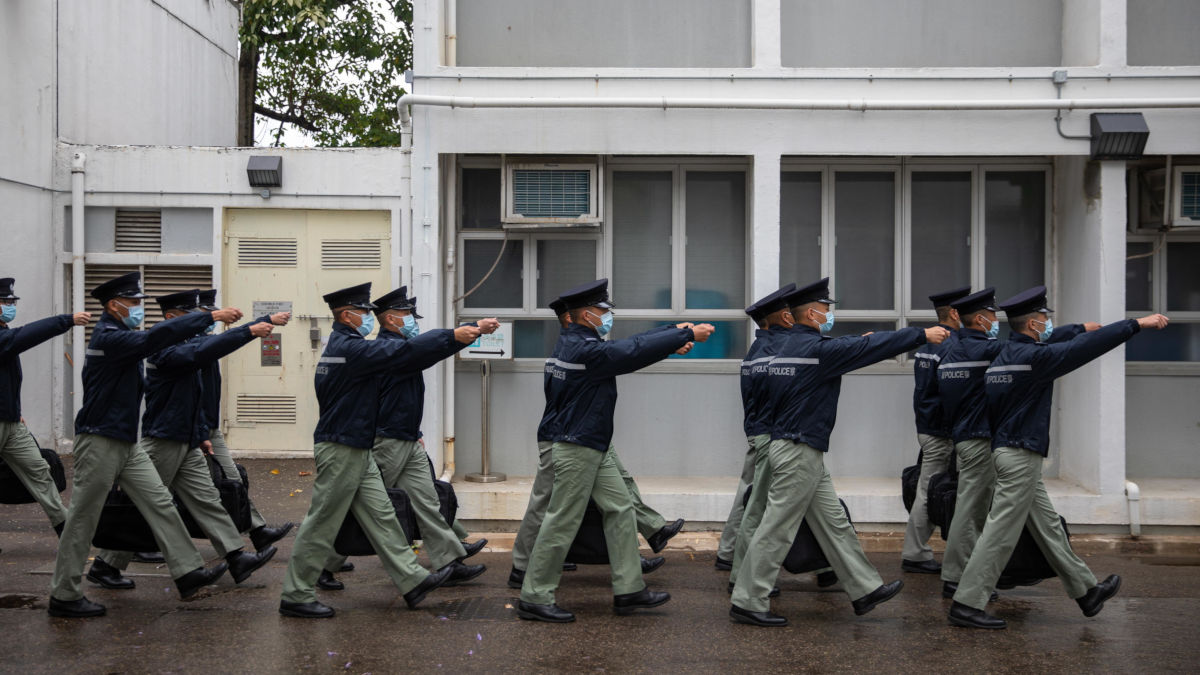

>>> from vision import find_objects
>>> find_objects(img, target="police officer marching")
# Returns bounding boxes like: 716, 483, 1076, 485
948, 286, 1168, 628
900, 286, 969, 575
0, 277, 88, 541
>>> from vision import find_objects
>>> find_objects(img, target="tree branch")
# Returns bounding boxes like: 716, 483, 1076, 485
254, 103, 319, 132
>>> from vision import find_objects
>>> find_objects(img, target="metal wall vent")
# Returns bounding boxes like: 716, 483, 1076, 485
114, 210, 162, 252
511, 169, 592, 218
82, 264, 212, 338
1182, 170, 1200, 220
237, 238, 298, 267
321, 239, 383, 269
235, 394, 297, 424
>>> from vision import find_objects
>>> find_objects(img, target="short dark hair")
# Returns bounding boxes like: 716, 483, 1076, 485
935, 306, 955, 323
1008, 312, 1038, 334
960, 309, 984, 328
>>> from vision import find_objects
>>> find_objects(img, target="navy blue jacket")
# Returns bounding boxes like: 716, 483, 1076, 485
198, 315, 271, 431
986, 320, 1139, 457
0, 314, 73, 422
537, 325, 568, 443
912, 324, 957, 437
314, 322, 466, 449
742, 326, 789, 437
376, 328, 467, 441
768, 325, 927, 451
936, 328, 1005, 443
545, 322, 693, 451
75, 311, 215, 442
142, 325, 260, 447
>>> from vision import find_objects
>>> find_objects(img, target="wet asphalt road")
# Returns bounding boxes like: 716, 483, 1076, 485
1, 458, 1198, 673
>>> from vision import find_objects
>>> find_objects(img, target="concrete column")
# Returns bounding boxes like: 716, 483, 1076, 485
751, 152, 781, 300
752, 0, 781, 69
1054, 157, 1127, 495
1097, 0, 1128, 68
411, 106, 445, 471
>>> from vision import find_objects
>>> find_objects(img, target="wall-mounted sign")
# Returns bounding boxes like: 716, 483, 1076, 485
459, 322, 512, 360
252, 300, 293, 317
261, 334, 282, 366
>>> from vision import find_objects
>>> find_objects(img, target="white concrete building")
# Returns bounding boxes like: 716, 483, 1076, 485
3, 0, 1199, 532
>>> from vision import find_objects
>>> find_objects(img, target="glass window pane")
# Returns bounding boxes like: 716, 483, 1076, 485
1167, 242, 1200, 311
985, 171, 1046, 299
612, 172, 672, 309
827, 320, 898, 339
1126, 323, 1200, 361
462, 239, 522, 309
513, 319, 561, 358
536, 240, 597, 308
686, 171, 746, 309
911, 172, 971, 308
607, 319, 750, 359
834, 172, 895, 309
1126, 242, 1153, 312
780, 172, 822, 287
461, 168, 502, 229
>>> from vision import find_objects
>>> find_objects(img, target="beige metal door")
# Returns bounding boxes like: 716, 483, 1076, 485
222, 209, 391, 454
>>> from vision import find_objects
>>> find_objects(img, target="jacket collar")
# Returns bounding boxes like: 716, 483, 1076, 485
97, 311, 130, 331
377, 327, 403, 341
332, 321, 362, 339
1010, 332, 1038, 344
565, 322, 600, 338
959, 327, 991, 340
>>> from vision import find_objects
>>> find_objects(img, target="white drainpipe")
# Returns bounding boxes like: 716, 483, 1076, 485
70, 152, 87, 421
1125, 480, 1142, 538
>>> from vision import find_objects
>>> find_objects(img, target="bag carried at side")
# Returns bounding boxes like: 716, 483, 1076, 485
334, 487, 418, 556
0, 441, 68, 505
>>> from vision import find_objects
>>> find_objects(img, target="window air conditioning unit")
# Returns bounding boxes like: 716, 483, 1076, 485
1171, 165, 1200, 227
502, 161, 601, 230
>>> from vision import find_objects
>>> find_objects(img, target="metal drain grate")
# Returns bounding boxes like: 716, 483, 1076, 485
427, 596, 515, 621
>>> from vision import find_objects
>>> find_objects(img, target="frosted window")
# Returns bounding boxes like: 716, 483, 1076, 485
985, 172, 1046, 299
834, 172, 895, 309
612, 172, 673, 309
911, 172, 971, 308
463, 239, 522, 308
537, 240, 597, 308
780, 172, 822, 287
686, 172, 746, 310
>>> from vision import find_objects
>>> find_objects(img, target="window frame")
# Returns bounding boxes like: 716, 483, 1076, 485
1125, 229, 1200, 366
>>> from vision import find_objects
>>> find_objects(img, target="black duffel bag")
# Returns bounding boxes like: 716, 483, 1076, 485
927, 470, 958, 540
334, 486, 418, 556
1000, 516, 1069, 582
92, 486, 162, 552
179, 460, 253, 537
901, 449, 923, 513
564, 500, 609, 565
0, 441, 68, 504
408, 479, 459, 541
783, 498, 854, 574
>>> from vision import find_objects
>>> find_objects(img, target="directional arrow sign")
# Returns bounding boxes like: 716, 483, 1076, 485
458, 322, 512, 360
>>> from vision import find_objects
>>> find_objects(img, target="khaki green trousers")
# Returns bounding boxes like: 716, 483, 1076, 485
728, 434, 772, 584
208, 429, 266, 531
0, 421, 66, 527
940, 438, 996, 583
717, 435, 764, 561
901, 434, 954, 561
520, 442, 644, 605
51, 434, 204, 601
608, 447, 667, 540
282, 442, 428, 604
953, 446, 1097, 610
99, 437, 247, 569
732, 440, 883, 613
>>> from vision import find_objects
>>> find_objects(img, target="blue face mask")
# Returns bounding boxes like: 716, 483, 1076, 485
122, 304, 145, 328
588, 310, 613, 337
400, 314, 420, 339
983, 316, 999, 339
815, 309, 835, 335
0, 304, 15, 324
356, 312, 375, 337
1035, 317, 1054, 342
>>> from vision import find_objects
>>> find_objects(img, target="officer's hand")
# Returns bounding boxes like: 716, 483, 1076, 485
675, 322, 694, 330
200, 440, 213, 456
211, 308, 243, 324
249, 322, 274, 338
477, 318, 501, 334
1137, 313, 1169, 331
861, 331, 875, 337
454, 325, 482, 345
72, 312, 91, 325
270, 312, 291, 326
1083, 322, 1102, 332
418, 438, 425, 449
675, 342, 694, 356
690, 323, 716, 342
924, 326, 950, 344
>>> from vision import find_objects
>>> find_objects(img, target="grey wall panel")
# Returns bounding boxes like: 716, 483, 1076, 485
162, 208, 213, 253
63, 206, 116, 252
456, 0, 751, 67
781, 0, 1062, 67
1126, 375, 1200, 478
1127, 0, 1200, 66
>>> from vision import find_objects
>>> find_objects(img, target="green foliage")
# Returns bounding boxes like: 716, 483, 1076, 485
241, 0, 412, 147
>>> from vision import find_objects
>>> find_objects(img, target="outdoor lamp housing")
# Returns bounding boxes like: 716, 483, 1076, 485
247, 155, 283, 188
1090, 113, 1149, 160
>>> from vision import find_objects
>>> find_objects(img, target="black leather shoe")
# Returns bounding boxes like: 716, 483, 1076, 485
641, 556, 665, 574
53, 522, 65, 537
562, 562, 577, 572
517, 601, 575, 623
87, 558, 135, 590
729, 604, 787, 627
817, 570, 839, 588
226, 546, 277, 584
460, 539, 487, 559
48, 596, 106, 618
443, 561, 486, 587
902, 558, 942, 574
1077, 574, 1121, 617
948, 601, 1007, 629
279, 600, 335, 619
403, 565, 454, 609
317, 570, 344, 591
175, 563, 229, 599
714, 557, 732, 571
339, 561, 355, 573
646, 518, 685, 553
613, 588, 670, 615
507, 567, 525, 589
133, 551, 165, 564
249, 523, 293, 552
941, 581, 999, 602
727, 581, 779, 598
996, 575, 1043, 590
852, 580, 904, 616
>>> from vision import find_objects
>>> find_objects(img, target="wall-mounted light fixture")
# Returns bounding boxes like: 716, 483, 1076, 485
1089, 113, 1150, 161
247, 155, 283, 198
